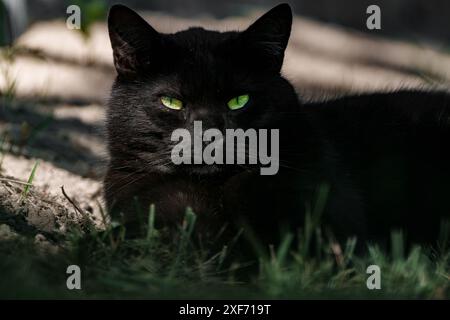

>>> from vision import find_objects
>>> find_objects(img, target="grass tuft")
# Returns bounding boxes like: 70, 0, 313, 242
0, 184, 448, 299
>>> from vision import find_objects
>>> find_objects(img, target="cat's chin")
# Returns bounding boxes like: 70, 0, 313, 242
165, 164, 229, 176
185, 164, 224, 175
150, 164, 226, 175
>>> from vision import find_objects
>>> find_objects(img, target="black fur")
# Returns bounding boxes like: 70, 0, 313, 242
104, 4, 450, 249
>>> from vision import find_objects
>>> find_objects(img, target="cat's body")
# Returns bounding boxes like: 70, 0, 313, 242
304, 90, 450, 245
104, 4, 449, 249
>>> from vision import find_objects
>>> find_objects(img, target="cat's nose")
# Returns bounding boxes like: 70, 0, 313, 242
188, 107, 224, 129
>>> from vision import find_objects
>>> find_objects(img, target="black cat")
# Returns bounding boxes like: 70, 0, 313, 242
104, 4, 450, 249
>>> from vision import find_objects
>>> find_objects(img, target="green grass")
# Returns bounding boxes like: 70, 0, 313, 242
73, 0, 107, 37
19, 160, 39, 201
0, 46, 17, 106
0, 200, 448, 299
0, 132, 6, 171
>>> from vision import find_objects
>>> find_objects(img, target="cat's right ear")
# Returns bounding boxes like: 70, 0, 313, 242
108, 5, 160, 78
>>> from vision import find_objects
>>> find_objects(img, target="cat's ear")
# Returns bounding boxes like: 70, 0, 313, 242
241, 3, 292, 72
108, 5, 160, 78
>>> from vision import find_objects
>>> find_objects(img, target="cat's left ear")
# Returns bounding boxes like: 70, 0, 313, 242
241, 3, 292, 72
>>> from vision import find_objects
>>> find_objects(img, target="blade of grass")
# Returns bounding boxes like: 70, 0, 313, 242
391, 230, 405, 261
276, 232, 294, 266
20, 160, 39, 201
168, 207, 197, 278
146, 204, 156, 241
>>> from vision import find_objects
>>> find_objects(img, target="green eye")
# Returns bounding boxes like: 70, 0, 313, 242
227, 94, 249, 110
161, 96, 183, 110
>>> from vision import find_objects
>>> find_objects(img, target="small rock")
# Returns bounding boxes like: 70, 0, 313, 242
0, 224, 20, 240
34, 233, 47, 242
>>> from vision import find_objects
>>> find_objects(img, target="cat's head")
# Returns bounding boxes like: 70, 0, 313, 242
107, 4, 298, 175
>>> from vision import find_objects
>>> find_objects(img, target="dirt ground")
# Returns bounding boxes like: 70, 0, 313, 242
1, 10, 450, 242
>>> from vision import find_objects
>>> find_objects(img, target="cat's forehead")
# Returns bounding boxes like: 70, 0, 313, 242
168, 27, 238, 50
159, 27, 242, 81
151, 28, 248, 97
